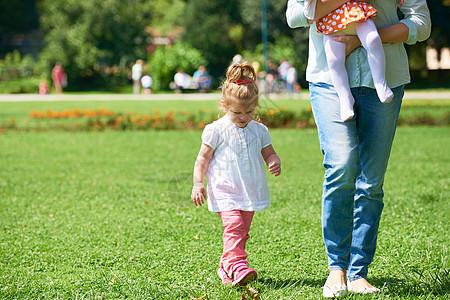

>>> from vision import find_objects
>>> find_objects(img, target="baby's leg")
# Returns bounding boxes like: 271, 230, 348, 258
323, 34, 355, 121
356, 19, 393, 103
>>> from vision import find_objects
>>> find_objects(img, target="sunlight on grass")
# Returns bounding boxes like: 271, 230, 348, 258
0, 126, 448, 299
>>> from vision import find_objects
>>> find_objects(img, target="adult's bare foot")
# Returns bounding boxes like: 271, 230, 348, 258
348, 278, 373, 289
323, 270, 347, 298
325, 269, 346, 287
347, 278, 380, 294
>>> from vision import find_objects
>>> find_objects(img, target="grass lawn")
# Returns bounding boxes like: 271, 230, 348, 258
0, 124, 448, 299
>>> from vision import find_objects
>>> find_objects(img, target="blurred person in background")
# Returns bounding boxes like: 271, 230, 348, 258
193, 65, 211, 92
174, 69, 193, 93
132, 59, 143, 94
141, 74, 153, 94
52, 62, 66, 94
286, 65, 297, 97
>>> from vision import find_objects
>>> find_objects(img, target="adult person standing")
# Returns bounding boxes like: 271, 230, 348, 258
286, 65, 297, 97
286, 0, 430, 298
132, 59, 143, 94
277, 59, 291, 92
51, 62, 66, 94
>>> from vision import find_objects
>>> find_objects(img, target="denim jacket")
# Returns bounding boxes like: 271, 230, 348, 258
286, 0, 431, 88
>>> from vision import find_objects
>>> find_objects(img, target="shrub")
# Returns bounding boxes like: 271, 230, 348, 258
149, 42, 206, 91
0, 78, 42, 94
0, 50, 43, 93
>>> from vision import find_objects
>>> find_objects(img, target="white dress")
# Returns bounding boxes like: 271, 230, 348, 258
201, 114, 272, 212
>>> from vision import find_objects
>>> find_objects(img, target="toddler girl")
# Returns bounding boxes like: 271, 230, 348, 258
309, 1, 396, 121
191, 63, 281, 287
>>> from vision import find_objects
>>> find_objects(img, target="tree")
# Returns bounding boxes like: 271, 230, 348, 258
0, 0, 40, 58
240, 0, 309, 85
426, 0, 450, 53
37, 0, 152, 90
0, 0, 39, 37
240, 0, 295, 44
148, 0, 186, 36
181, 0, 243, 82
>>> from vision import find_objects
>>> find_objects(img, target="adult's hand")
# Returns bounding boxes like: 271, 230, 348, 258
333, 35, 362, 56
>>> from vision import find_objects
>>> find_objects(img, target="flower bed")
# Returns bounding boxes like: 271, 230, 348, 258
1, 102, 448, 133
1, 107, 315, 132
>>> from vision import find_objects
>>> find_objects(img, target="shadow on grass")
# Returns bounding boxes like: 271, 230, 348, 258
256, 270, 449, 297
372, 270, 449, 297
256, 277, 324, 289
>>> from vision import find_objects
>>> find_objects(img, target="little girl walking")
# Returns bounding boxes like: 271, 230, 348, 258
191, 63, 281, 287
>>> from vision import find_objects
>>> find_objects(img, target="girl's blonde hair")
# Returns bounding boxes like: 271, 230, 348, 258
219, 62, 259, 111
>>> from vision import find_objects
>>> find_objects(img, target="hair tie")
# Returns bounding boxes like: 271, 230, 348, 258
236, 79, 253, 85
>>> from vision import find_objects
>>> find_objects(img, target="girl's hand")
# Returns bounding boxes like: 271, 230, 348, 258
332, 35, 362, 56
262, 145, 281, 177
268, 160, 281, 177
191, 183, 207, 206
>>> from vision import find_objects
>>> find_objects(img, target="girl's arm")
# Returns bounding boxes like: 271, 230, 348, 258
191, 144, 215, 206
261, 145, 281, 177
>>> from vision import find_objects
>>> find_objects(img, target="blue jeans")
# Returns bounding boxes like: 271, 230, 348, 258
309, 82, 404, 280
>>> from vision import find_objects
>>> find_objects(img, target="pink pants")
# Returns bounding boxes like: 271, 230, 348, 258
218, 210, 255, 277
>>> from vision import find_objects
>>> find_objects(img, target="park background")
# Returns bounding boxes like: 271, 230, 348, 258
0, 1, 449, 299
0, 0, 450, 92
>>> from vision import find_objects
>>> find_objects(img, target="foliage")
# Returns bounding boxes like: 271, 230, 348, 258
0, 78, 42, 94
240, 0, 297, 44
148, 0, 186, 36
0, 50, 38, 81
37, 0, 152, 90
1, 0, 449, 93
425, 0, 450, 52
0, 0, 39, 37
177, 0, 310, 86
149, 42, 206, 91
0, 127, 448, 299
0, 50, 43, 93
239, 0, 309, 85
181, 0, 242, 81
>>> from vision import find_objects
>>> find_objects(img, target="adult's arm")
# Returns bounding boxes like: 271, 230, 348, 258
398, 0, 431, 44
286, 0, 309, 28
334, 23, 410, 55
334, 0, 431, 55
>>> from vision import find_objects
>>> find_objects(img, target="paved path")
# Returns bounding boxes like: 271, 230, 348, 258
0, 91, 449, 102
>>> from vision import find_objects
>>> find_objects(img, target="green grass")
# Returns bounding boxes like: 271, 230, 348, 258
0, 126, 448, 299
